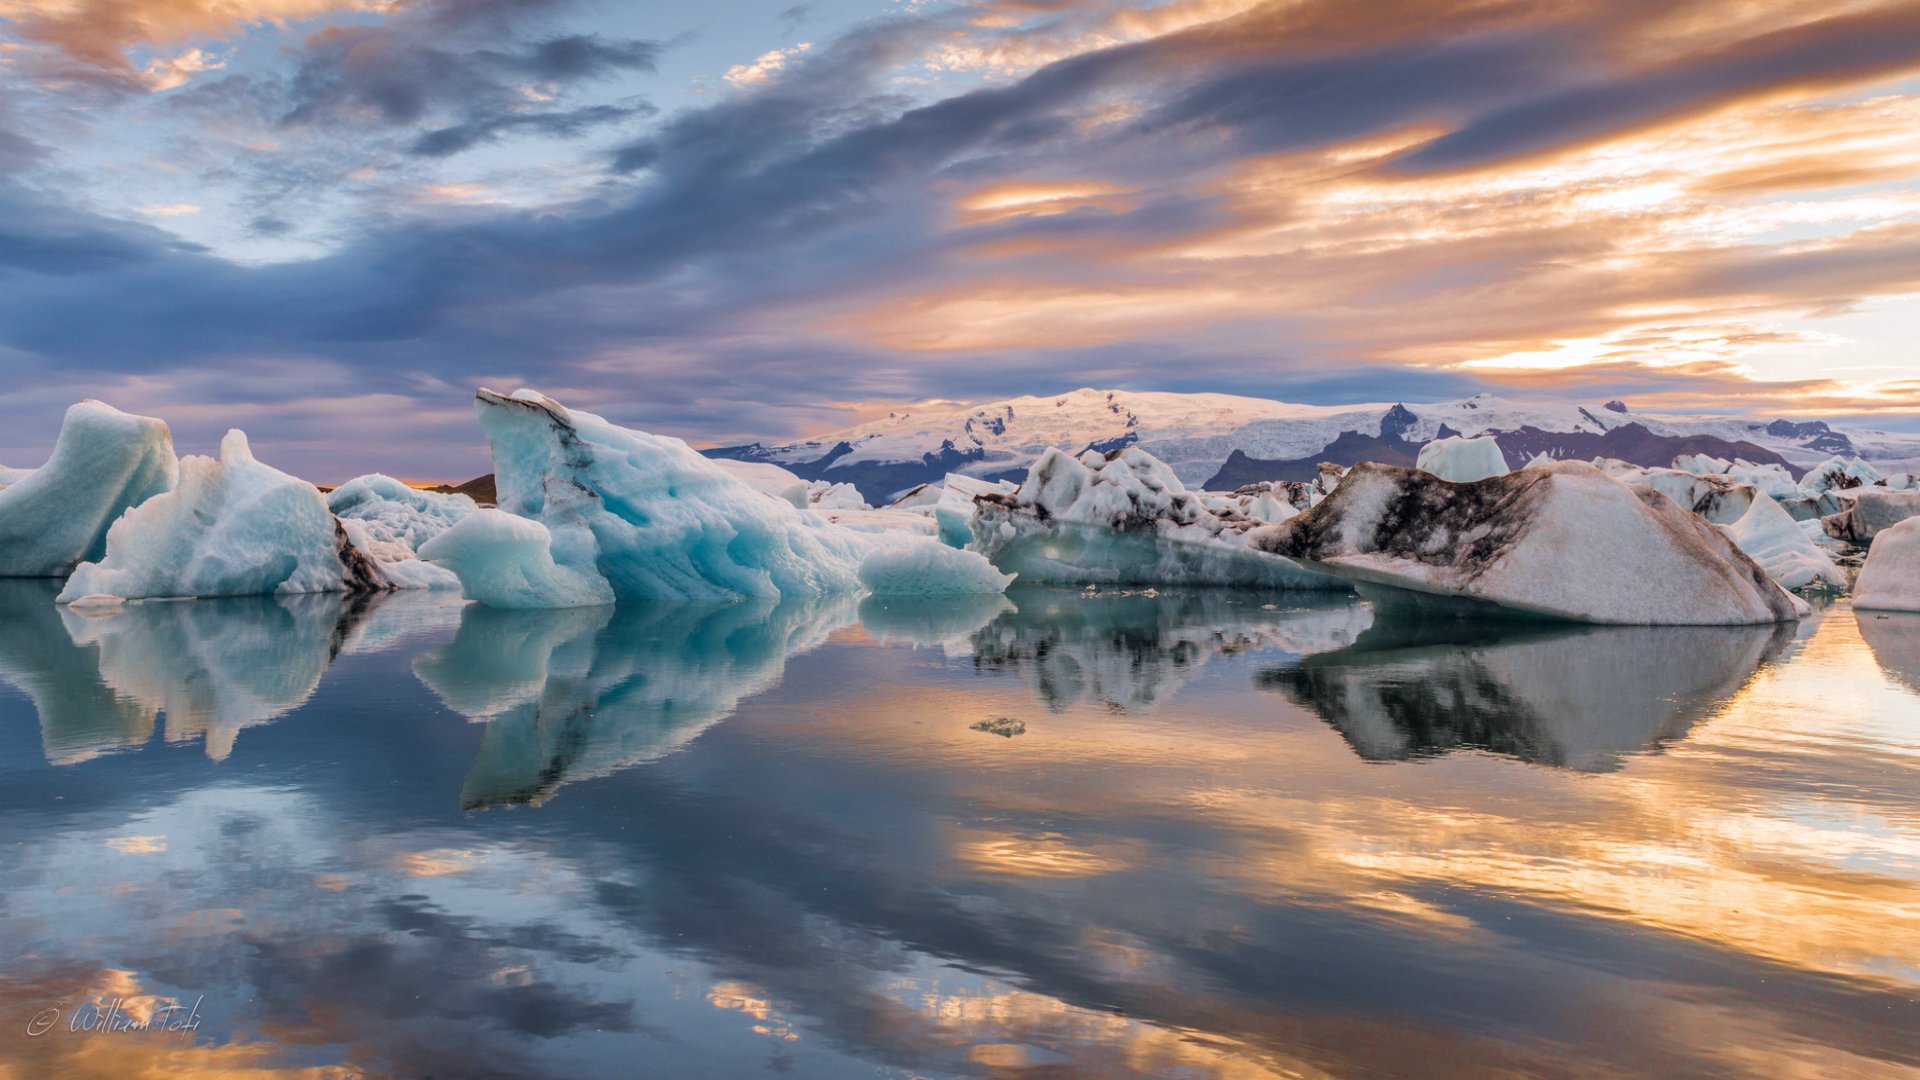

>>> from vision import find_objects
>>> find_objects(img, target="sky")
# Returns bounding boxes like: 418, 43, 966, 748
2, 0, 1920, 480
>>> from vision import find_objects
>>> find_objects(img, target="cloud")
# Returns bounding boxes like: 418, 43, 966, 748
723, 41, 812, 86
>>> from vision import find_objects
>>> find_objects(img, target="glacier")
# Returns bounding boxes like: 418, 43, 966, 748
1250, 460, 1804, 625
1855, 517, 1920, 612
968, 446, 1344, 589
58, 430, 392, 603
0, 401, 176, 578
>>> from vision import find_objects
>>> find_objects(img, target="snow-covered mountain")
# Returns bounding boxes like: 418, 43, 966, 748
707, 388, 1920, 502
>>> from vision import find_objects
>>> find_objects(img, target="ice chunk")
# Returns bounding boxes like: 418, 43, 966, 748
0, 465, 31, 488
418, 508, 615, 608
453, 389, 870, 604
0, 401, 176, 578
1722, 494, 1846, 591
327, 473, 476, 560
1522, 452, 1556, 471
970, 447, 1344, 589
1728, 460, 1801, 500
1671, 453, 1732, 476
1415, 435, 1508, 483
887, 483, 945, 510
934, 473, 1017, 549
1855, 517, 1920, 612
1250, 461, 1804, 625
1821, 490, 1920, 544
710, 458, 810, 508
807, 479, 869, 510
57, 430, 390, 602
1804, 455, 1883, 494
857, 541, 1015, 596
1630, 468, 1756, 525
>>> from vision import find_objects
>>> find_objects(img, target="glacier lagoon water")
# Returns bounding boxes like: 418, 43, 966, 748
1, 580, 1917, 1078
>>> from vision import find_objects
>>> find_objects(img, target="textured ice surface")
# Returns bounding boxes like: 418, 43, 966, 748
1415, 436, 1509, 483
1252, 461, 1804, 625
807, 480, 869, 510
1804, 455, 1883, 494
934, 473, 1017, 549
970, 447, 1343, 589
58, 430, 389, 602
1856, 517, 1920, 612
455, 388, 871, 604
431, 390, 1010, 607
1633, 468, 1757, 525
327, 474, 476, 560
0, 401, 176, 578
1723, 494, 1847, 591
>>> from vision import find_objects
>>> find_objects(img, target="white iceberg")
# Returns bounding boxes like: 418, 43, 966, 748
1250, 461, 1804, 625
1855, 517, 1920, 612
857, 542, 1016, 596
1804, 455, 1883, 494
1821, 490, 1920, 544
1416, 435, 1509, 483
1722, 494, 1846, 591
1632, 468, 1756, 525
1671, 453, 1732, 476
807, 479, 869, 510
0, 401, 177, 578
326, 473, 477, 560
418, 508, 615, 608
709, 458, 810, 508
57, 430, 391, 603
0, 465, 31, 488
969, 447, 1344, 589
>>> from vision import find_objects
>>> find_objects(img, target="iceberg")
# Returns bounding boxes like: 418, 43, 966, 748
934, 473, 1017, 548
807, 480, 869, 510
1722, 495, 1846, 591
1804, 455, 1883, 494
968, 447, 1345, 589
1821, 490, 1920, 544
425, 389, 1012, 608
1855, 517, 1920, 612
1414, 435, 1509, 483
0, 401, 176, 578
1632, 468, 1756, 525
326, 473, 477, 560
443, 388, 872, 605
857, 542, 1016, 596
1249, 461, 1804, 625
57, 430, 391, 603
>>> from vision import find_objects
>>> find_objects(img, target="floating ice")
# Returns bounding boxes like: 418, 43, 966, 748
807, 480, 869, 510
441, 389, 872, 605
1821, 490, 1920, 544
1415, 435, 1509, 483
1251, 461, 1803, 625
1855, 517, 1920, 612
418, 508, 615, 608
1722, 494, 1846, 591
1804, 455, 1883, 494
0, 401, 176, 578
857, 541, 1016, 596
934, 473, 1017, 548
57, 430, 390, 603
969, 447, 1344, 589
327, 473, 477, 560
1629, 468, 1756, 525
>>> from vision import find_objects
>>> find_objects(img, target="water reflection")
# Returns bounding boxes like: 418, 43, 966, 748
1260, 617, 1793, 770
0, 581, 462, 763
1857, 610, 1920, 697
970, 587, 1372, 711
418, 597, 857, 809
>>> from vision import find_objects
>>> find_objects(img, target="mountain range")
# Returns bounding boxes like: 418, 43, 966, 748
706, 389, 1920, 503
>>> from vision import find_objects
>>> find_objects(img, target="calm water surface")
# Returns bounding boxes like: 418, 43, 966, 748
1, 581, 1917, 1078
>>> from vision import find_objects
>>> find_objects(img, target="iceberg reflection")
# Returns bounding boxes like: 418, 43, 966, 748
0, 582, 462, 763
1259, 617, 1793, 770
1857, 610, 1920, 697
417, 596, 857, 809
970, 588, 1372, 711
